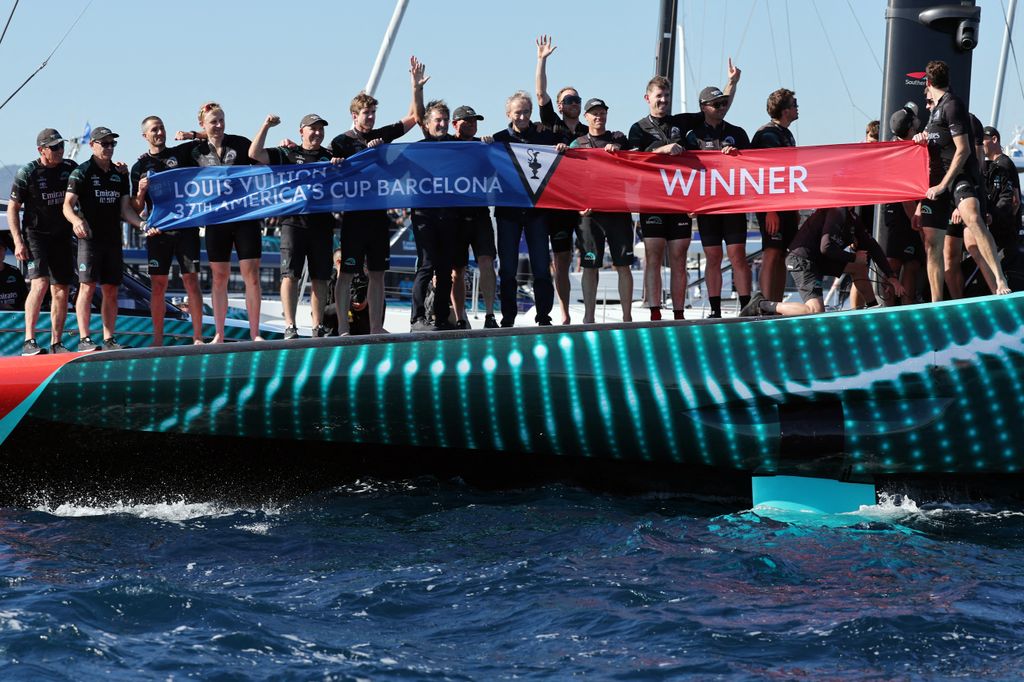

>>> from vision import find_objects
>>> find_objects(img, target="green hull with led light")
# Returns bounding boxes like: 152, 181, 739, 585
3, 291, 1024, 484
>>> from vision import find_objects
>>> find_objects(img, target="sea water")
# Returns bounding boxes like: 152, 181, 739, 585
1, 481, 1022, 680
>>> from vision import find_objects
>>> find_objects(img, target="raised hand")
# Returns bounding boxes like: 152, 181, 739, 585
410, 56, 429, 88
265, 114, 281, 128
727, 57, 741, 83
536, 34, 556, 60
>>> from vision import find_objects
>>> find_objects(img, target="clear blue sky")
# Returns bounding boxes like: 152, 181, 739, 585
0, 0, 1022, 183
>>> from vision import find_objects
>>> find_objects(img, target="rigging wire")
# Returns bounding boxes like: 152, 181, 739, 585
785, 0, 798, 137
845, 0, 883, 74
0, 0, 93, 113
765, 0, 783, 85
720, 0, 728, 79
732, 0, 760, 63
0, 0, 19, 49
682, 2, 699, 105
998, 0, 1024, 113
811, 0, 873, 122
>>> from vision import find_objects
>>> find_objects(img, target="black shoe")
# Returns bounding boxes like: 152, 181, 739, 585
77, 336, 99, 352
432, 320, 456, 331
536, 315, 553, 326
102, 337, 123, 351
500, 318, 515, 328
284, 325, 299, 340
455, 319, 471, 330
706, 311, 722, 319
312, 325, 327, 338
739, 292, 765, 318
483, 314, 498, 329
21, 339, 44, 356
50, 342, 71, 354
410, 318, 433, 332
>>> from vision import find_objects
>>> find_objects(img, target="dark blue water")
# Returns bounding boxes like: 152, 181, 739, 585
1, 481, 1022, 680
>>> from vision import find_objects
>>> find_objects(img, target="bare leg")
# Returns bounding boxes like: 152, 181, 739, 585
726, 243, 751, 296
367, 270, 387, 334
849, 262, 876, 305
552, 249, 572, 324
901, 260, 921, 304
76, 282, 96, 339
963, 229, 997, 293
703, 245, 724, 297
100, 283, 119, 340
335, 271, 354, 335
478, 255, 496, 316
616, 265, 633, 322
181, 272, 204, 342
451, 266, 467, 322
944, 235, 964, 299
960, 197, 1010, 294
50, 284, 69, 346
667, 238, 689, 310
209, 261, 230, 343
884, 258, 902, 306
760, 249, 784, 301
150, 274, 169, 346
310, 279, 328, 327
581, 268, 598, 323
643, 238, 666, 309
280, 275, 298, 328
239, 258, 263, 341
775, 298, 823, 317
24, 277, 48, 341
922, 227, 945, 302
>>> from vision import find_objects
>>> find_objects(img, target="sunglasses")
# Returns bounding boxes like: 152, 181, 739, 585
560, 95, 582, 106
704, 100, 728, 110
94, 140, 117, 148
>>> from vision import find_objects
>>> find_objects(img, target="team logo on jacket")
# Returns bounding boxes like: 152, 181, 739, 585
506, 143, 562, 202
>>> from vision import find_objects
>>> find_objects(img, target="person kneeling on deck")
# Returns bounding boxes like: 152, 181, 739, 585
569, 98, 635, 323
0, 231, 28, 312
741, 207, 903, 317
250, 113, 335, 339
63, 127, 148, 351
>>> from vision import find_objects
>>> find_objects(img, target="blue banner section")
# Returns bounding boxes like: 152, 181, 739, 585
147, 142, 535, 230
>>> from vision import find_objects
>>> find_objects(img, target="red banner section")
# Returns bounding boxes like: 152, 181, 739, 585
537, 141, 929, 214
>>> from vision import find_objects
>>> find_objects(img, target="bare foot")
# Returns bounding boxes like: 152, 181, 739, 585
561, 318, 571, 325
192, 338, 205, 345
997, 284, 1012, 295
211, 333, 224, 344
252, 335, 265, 342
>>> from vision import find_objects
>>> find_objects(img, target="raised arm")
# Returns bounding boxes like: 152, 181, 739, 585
248, 114, 280, 164
403, 55, 429, 131
721, 57, 741, 115
535, 35, 556, 107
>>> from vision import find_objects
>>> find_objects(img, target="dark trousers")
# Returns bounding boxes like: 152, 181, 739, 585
411, 210, 455, 324
497, 210, 552, 324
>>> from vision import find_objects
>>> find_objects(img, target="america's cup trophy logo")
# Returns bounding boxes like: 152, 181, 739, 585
526, 149, 542, 179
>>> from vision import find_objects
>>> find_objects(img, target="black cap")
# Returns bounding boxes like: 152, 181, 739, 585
583, 98, 608, 113
36, 128, 64, 148
89, 126, 119, 143
983, 125, 1000, 139
699, 86, 726, 104
452, 105, 484, 122
300, 114, 329, 128
889, 103, 919, 139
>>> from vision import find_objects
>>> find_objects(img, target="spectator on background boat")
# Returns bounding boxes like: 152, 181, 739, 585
569, 97, 635, 323
249, 113, 336, 339
0, 231, 28, 312
685, 84, 753, 318
535, 35, 588, 325
882, 105, 926, 305
63, 126, 148, 351
448, 105, 498, 330
330, 56, 425, 335
628, 61, 741, 320
130, 115, 205, 346
864, 120, 880, 143
175, 102, 264, 342
491, 91, 564, 327
409, 97, 459, 332
7, 128, 78, 355
913, 59, 1011, 297
751, 88, 801, 304
740, 207, 903, 318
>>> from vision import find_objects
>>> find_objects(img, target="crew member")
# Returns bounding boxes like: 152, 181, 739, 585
913, 60, 1011, 297
130, 115, 205, 346
628, 61, 740, 320
0, 232, 28, 312
63, 126, 148, 351
177, 102, 264, 342
535, 35, 588, 324
751, 88, 800, 303
966, 125, 1021, 291
943, 112, 990, 298
330, 56, 424, 335
7, 128, 78, 355
883, 105, 925, 305
685, 85, 753, 317
492, 91, 562, 327
742, 207, 904, 317
409, 99, 458, 332
450, 105, 498, 329
250, 113, 336, 338
569, 98, 635, 323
